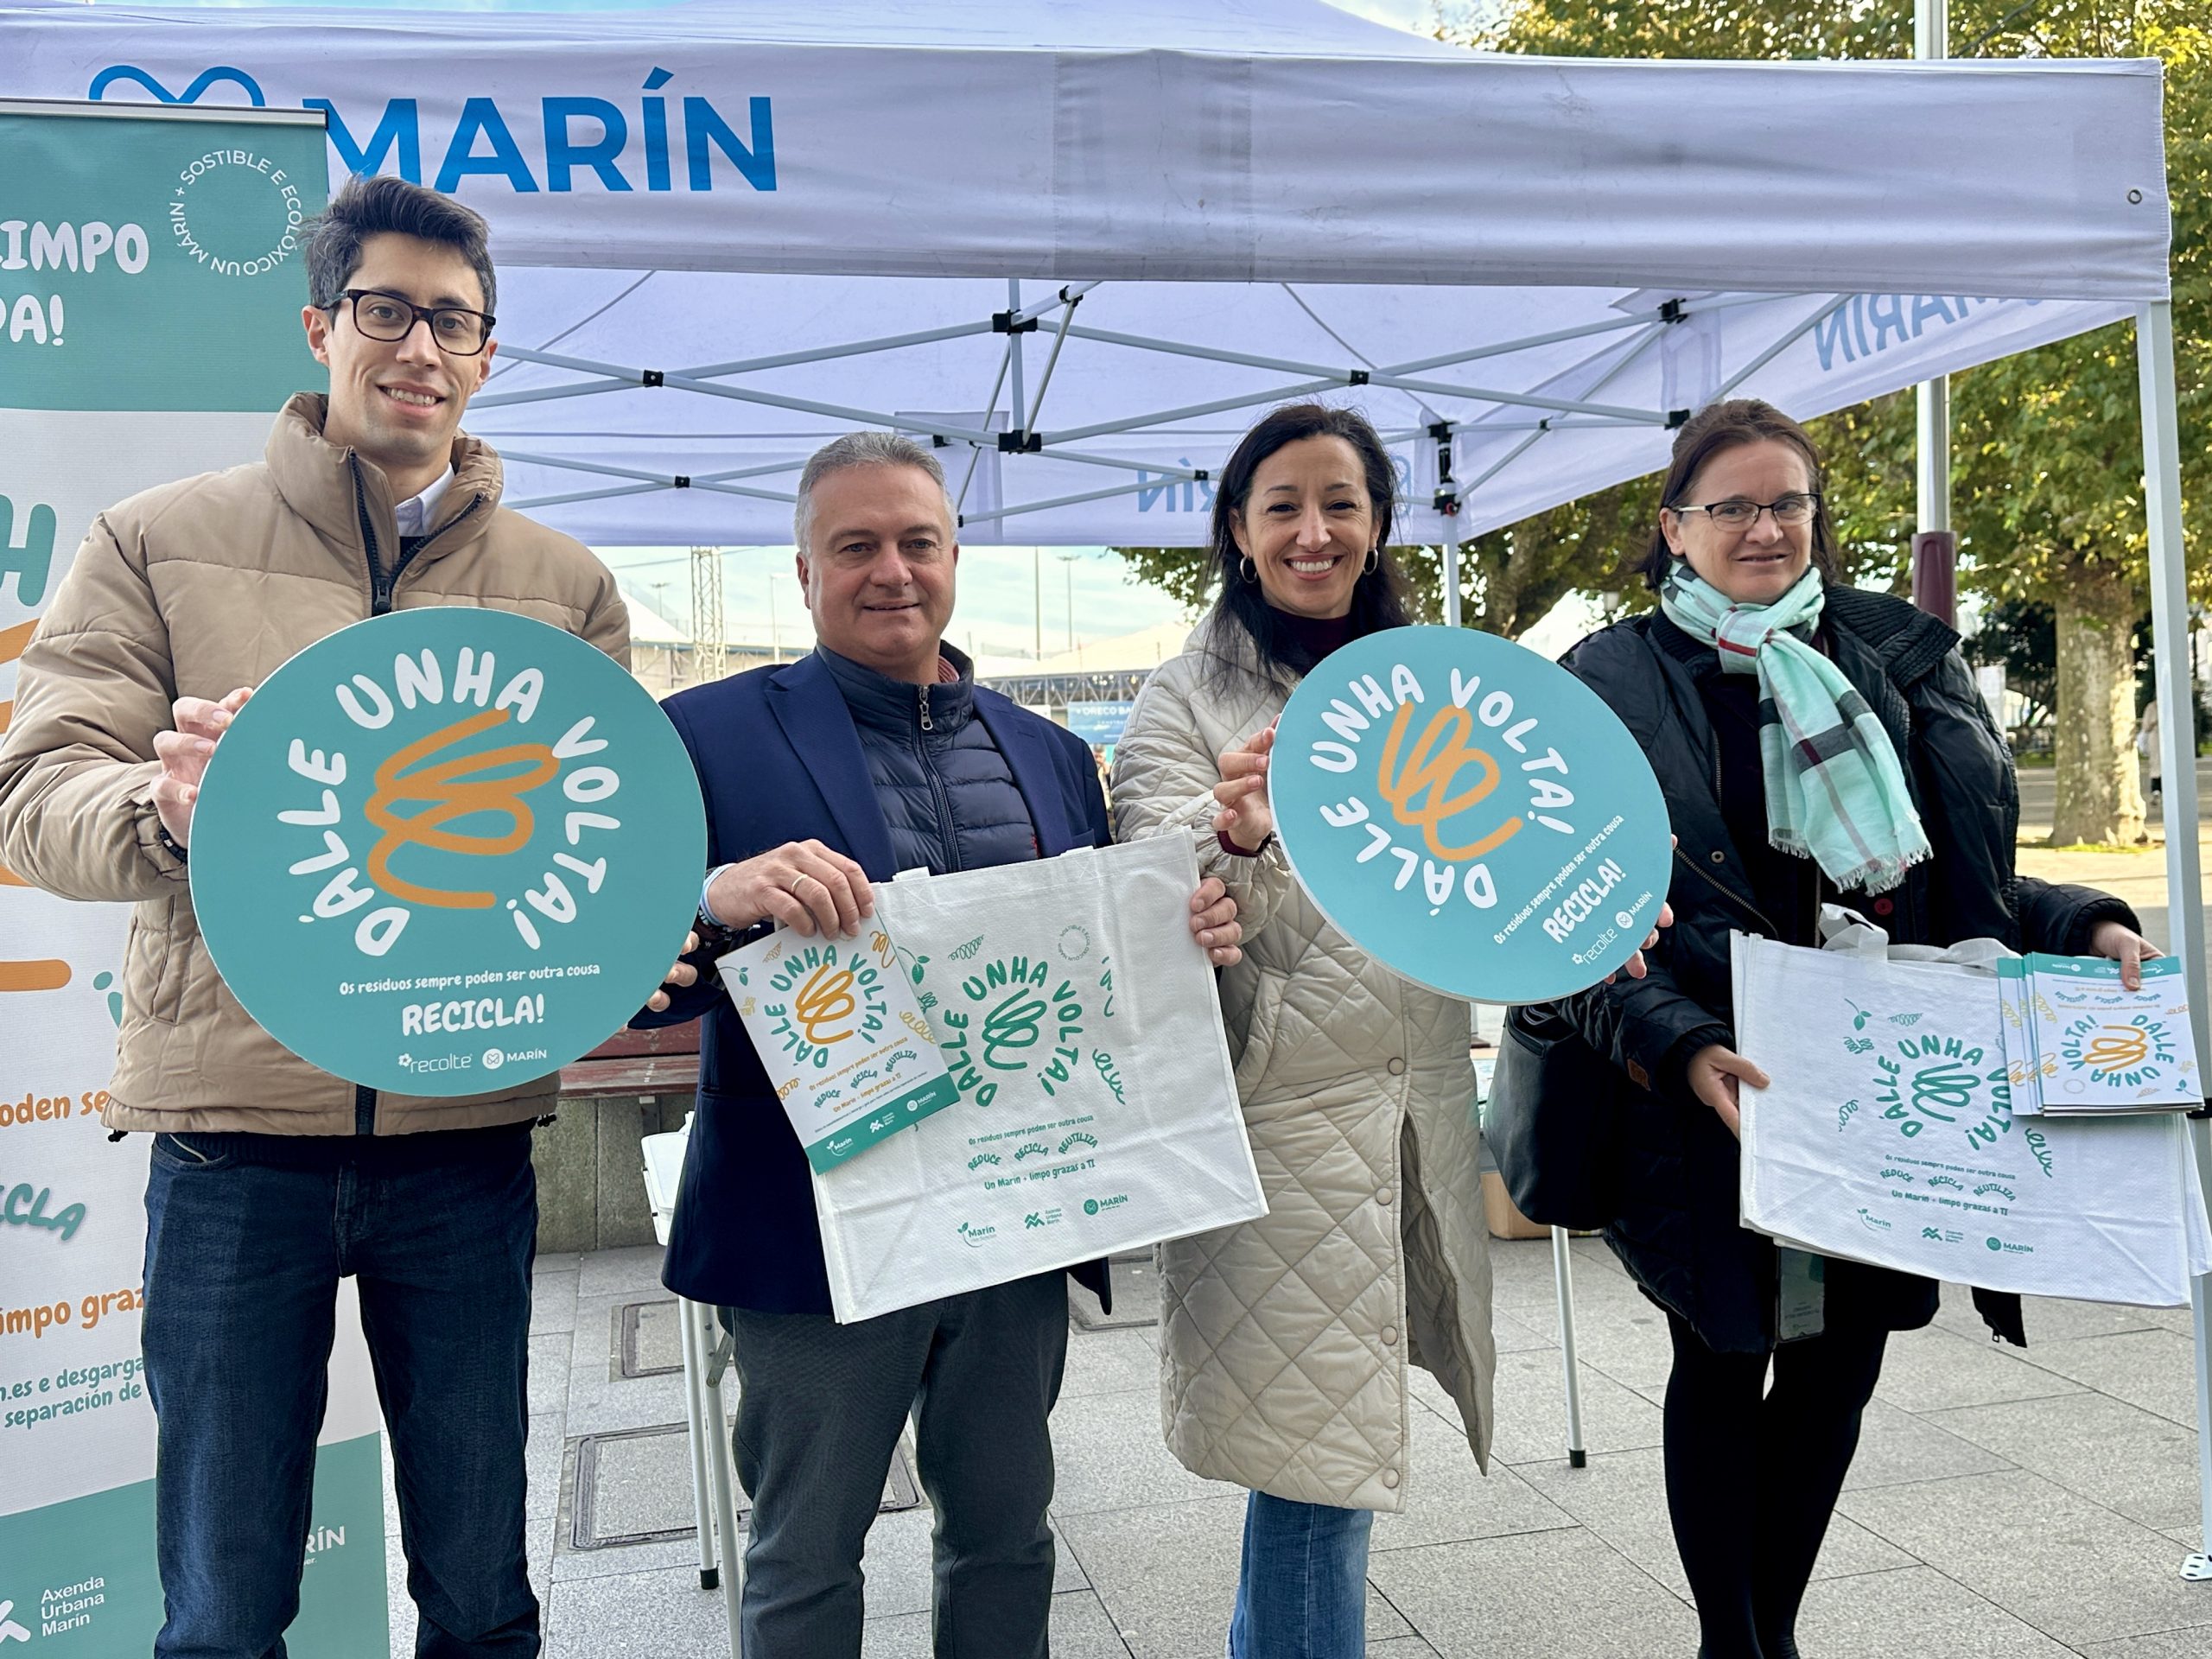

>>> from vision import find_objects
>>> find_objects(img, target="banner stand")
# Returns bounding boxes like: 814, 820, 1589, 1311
0, 99, 389, 1653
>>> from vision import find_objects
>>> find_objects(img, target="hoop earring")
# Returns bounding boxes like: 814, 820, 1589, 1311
1238, 556, 1258, 584
1363, 547, 1381, 575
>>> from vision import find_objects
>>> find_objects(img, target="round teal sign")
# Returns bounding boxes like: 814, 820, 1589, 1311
191, 607, 706, 1095
1270, 626, 1671, 1003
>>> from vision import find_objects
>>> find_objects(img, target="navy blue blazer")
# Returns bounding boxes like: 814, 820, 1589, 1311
642, 651, 1116, 1314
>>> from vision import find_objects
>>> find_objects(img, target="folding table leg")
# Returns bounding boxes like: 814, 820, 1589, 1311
1550, 1226, 1588, 1468
695, 1298, 747, 1656
677, 1296, 720, 1590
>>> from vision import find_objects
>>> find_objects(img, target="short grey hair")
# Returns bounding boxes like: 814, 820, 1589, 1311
792, 431, 953, 555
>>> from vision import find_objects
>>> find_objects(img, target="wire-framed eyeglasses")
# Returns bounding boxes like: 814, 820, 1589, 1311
327, 289, 496, 356
1668, 492, 1821, 530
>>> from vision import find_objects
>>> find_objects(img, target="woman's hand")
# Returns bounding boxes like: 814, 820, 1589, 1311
1213, 721, 1277, 852
645, 932, 701, 1014
1604, 842, 1681, 982
1605, 899, 1676, 983
2088, 918, 2160, 992
1685, 1043, 1770, 1138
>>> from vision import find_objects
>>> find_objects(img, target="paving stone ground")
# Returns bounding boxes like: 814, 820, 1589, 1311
379, 1236, 2212, 1657
370, 787, 2212, 1655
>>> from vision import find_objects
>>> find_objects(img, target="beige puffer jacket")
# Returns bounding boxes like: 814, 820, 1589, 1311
1112, 620, 1495, 1510
0, 394, 628, 1136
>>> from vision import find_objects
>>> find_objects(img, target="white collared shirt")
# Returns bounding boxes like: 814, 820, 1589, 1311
394, 464, 455, 538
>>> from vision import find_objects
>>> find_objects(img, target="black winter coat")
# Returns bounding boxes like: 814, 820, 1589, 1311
1557, 585, 2134, 1352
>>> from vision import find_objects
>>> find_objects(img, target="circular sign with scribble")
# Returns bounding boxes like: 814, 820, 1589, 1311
190, 607, 704, 1094
1269, 626, 1671, 1003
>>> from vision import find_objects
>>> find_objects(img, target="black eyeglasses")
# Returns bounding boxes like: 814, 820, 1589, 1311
327, 289, 495, 356
1668, 492, 1821, 529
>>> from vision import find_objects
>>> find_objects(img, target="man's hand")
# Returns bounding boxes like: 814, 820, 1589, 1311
1685, 1042, 1770, 1138
1213, 722, 1276, 852
151, 687, 252, 847
706, 841, 874, 938
2088, 918, 2161, 992
1190, 875, 1243, 967
645, 932, 702, 1014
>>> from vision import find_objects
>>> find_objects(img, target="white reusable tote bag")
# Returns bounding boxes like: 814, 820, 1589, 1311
1735, 931, 2212, 1306
811, 834, 1266, 1322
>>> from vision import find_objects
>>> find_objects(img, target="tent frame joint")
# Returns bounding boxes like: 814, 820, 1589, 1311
992, 310, 1041, 334
997, 429, 1043, 454
641, 369, 665, 388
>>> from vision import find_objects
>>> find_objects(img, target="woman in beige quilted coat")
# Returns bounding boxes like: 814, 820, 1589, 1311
1110, 404, 1497, 1658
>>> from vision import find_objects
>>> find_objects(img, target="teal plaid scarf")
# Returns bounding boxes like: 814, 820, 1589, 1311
1659, 563, 1930, 895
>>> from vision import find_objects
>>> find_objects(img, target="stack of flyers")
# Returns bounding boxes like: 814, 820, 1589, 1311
1999, 953, 2203, 1116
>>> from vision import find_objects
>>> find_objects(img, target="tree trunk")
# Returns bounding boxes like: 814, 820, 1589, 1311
2050, 574, 2145, 846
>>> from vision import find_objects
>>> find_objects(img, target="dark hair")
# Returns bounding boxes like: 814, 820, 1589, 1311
1638, 398, 1841, 590
1206, 403, 1413, 678
302, 175, 497, 319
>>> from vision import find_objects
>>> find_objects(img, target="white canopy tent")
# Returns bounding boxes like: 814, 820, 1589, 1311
8, 0, 2206, 1582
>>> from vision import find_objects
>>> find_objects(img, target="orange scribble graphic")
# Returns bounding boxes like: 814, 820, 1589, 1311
0, 617, 33, 737
2082, 1025, 2153, 1074
364, 708, 559, 909
795, 964, 860, 1045
2, 623, 51, 982
1376, 702, 1522, 861
0, 960, 71, 992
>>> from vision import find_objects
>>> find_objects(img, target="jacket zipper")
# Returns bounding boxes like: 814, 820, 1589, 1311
912, 686, 961, 872
344, 465, 489, 1134
351, 459, 391, 616
1677, 846, 1783, 940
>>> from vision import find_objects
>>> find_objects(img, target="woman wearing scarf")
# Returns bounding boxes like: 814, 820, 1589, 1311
1557, 399, 2152, 1659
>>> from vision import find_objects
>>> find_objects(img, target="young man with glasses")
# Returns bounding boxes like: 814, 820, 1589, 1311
0, 175, 626, 1657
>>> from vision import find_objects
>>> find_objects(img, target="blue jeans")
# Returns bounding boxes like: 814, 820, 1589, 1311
1228, 1490, 1375, 1659
142, 1125, 539, 1659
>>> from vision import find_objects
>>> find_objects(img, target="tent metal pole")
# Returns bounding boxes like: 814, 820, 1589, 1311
1042, 379, 1343, 445
2137, 299, 2212, 1581
1007, 279, 1028, 430
953, 332, 1015, 515
660, 373, 997, 443
1009, 280, 1103, 327
1382, 308, 1662, 373
507, 480, 671, 511
1442, 537, 1463, 630
1015, 448, 1205, 480
497, 449, 798, 490
1026, 290, 1084, 433
1059, 323, 1666, 423
1911, 0, 1958, 626
1551, 1226, 1588, 1468
471, 377, 640, 411
681, 321, 995, 380
964, 474, 1192, 524
1709, 296, 1850, 405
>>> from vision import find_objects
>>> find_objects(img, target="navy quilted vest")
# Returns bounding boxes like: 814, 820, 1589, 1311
817, 645, 1037, 874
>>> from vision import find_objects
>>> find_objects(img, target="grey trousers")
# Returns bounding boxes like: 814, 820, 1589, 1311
725, 1270, 1070, 1658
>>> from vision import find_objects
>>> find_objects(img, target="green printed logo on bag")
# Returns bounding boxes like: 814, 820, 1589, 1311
1865, 1029, 2012, 1148
934, 944, 1116, 1108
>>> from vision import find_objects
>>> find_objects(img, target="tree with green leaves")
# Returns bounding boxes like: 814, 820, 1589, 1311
1448, 0, 2209, 845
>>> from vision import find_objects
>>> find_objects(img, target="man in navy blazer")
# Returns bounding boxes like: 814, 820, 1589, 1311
637, 432, 1243, 1657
